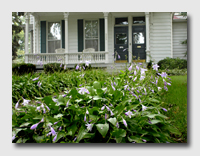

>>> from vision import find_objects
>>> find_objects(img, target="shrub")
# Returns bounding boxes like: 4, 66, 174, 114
44, 63, 68, 73
157, 57, 187, 70
158, 68, 187, 76
12, 63, 181, 143
12, 63, 36, 75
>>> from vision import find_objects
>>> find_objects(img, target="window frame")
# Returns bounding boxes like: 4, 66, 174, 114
83, 19, 99, 51
46, 21, 62, 53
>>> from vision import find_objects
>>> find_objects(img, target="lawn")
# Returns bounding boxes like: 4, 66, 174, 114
161, 75, 187, 143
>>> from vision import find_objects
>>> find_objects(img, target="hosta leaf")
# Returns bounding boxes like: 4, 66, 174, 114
112, 129, 126, 138
107, 117, 117, 126
128, 136, 144, 143
115, 137, 122, 143
165, 125, 181, 136
20, 122, 32, 127
96, 123, 109, 138
151, 120, 162, 124
54, 114, 63, 119
93, 81, 101, 89
54, 132, 66, 143
33, 135, 45, 143
76, 125, 86, 142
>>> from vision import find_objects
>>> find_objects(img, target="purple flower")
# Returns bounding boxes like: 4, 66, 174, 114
30, 123, 39, 130
137, 90, 139, 93
111, 85, 115, 91
133, 77, 137, 82
53, 135, 57, 142
128, 65, 132, 71
116, 122, 119, 128
85, 123, 93, 131
46, 132, 52, 136
89, 119, 92, 123
152, 64, 159, 71
66, 100, 70, 107
37, 81, 42, 87
142, 105, 147, 111
124, 85, 129, 90
43, 108, 46, 114
105, 113, 108, 120
60, 63, 62, 67
148, 119, 152, 124
22, 97, 31, 106
125, 110, 133, 118
167, 82, 171, 86
73, 137, 77, 142
142, 139, 147, 142
79, 84, 83, 86
162, 108, 167, 112
12, 134, 16, 141
122, 118, 127, 127
59, 126, 62, 131
76, 65, 79, 70
84, 114, 86, 122
40, 117, 44, 123
15, 100, 20, 109
110, 110, 114, 116
101, 105, 105, 111
118, 54, 120, 59
106, 106, 111, 111
140, 75, 145, 80
123, 48, 126, 52
86, 109, 89, 115
136, 66, 139, 70
78, 87, 90, 94
134, 70, 136, 75
32, 77, 39, 81
140, 68, 147, 75
58, 59, 62, 61
50, 126, 57, 136
64, 65, 67, 70
164, 86, 168, 91
161, 72, 167, 78
85, 60, 91, 66
54, 121, 59, 125
114, 82, 116, 86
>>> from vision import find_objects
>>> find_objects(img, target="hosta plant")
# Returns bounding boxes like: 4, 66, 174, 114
12, 62, 181, 143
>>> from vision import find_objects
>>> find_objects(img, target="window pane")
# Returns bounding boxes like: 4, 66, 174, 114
85, 21, 91, 38
48, 22, 61, 40
85, 39, 98, 51
92, 20, 98, 38
133, 17, 145, 24
48, 40, 61, 53
133, 32, 144, 44
116, 33, 127, 44
115, 18, 128, 25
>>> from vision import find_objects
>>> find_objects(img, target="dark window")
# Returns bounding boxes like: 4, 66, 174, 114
133, 17, 145, 24
116, 33, 127, 44
115, 18, 128, 25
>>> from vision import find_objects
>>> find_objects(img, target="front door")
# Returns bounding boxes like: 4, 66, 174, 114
114, 26, 128, 63
132, 26, 146, 61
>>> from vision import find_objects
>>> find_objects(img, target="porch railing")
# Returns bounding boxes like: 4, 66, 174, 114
25, 52, 109, 65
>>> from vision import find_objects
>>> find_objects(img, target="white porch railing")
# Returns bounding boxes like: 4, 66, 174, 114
25, 52, 109, 65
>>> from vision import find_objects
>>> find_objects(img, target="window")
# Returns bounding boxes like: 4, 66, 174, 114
48, 22, 61, 53
85, 20, 98, 51
115, 18, 128, 25
133, 17, 145, 24
116, 33, 127, 44
133, 32, 144, 44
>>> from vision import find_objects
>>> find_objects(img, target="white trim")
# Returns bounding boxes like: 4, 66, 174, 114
171, 12, 173, 58
128, 15, 132, 63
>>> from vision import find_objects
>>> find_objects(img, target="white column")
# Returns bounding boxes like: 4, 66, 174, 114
103, 12, 109, 63
145, 12, 150, 63
64, 12, 69, 64
128, 15, 132, 63
33, 15, 39, 54
25, 12, 30, 63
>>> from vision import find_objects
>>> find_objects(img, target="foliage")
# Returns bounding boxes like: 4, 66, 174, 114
12, 63, 181, 143
12, 12, 24, 60
12, 63, 36, 75
158, 68, 187, 76
43, 63, 68, 74
157, 57, 187, 70
147, 60, 153, 70
74, 63, 92, 70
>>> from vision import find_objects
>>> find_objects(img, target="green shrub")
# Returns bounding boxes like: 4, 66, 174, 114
158, 68, 187, 76
12, 63, 36, 75
44, 63, 68, 73
157, 57, 187, 70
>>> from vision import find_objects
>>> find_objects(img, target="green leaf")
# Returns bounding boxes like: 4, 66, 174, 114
96, 123, 109, 138
20, 122, 31, 127
151, 120, 162, 124
54, 113, 63, 119
69, 88, 78, 98
33, 135, 45, 143
82, 133, 95, 139
67, 123, 78, 136
165, 125, 181, 136
112, 129, 126, 138
107, 117, 117, 126
76, 125, 86, 142
115, 137, 122, 143
93, 81, 101, 89
128, 136, 144, 143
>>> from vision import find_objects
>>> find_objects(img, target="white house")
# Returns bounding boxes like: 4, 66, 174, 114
24, 12, 187, 68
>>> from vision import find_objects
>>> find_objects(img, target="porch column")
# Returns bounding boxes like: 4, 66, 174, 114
128, 15, 132, 63
103, 12, 109, 63
64, 12, 69, 64
25, 12, 30, 63
145, 12, 150, 63
33, 15, 39, 54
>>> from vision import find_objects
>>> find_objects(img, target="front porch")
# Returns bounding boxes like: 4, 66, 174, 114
24, 12, 151, 67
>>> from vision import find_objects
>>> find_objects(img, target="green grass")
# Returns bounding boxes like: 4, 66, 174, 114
161, 75, 187, 143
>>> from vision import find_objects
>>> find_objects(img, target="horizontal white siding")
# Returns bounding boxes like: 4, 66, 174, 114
68, 17, 78, 52
173, 22, 187, 60
150, 12, 172, 63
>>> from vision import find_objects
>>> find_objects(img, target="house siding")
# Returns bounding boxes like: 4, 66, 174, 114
150, 12, 172, 63
173, 21, 187, 60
